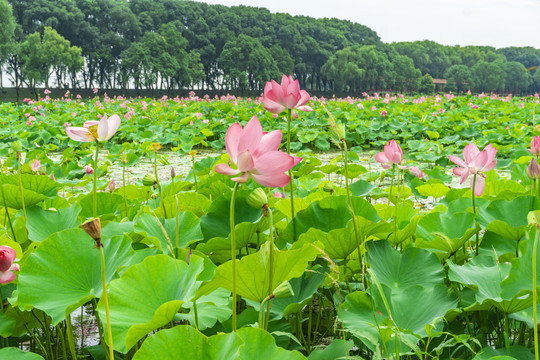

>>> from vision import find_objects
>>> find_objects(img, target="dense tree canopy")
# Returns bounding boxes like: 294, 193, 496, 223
1, 0, 539, 95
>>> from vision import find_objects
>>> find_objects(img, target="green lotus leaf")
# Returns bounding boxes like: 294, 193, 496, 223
25, 203, 81, 242
0, 348, 44, 360
98, 254, 210, 353
416, 183, 450, 199
0, 184, 48, 210
280, 195, 380, 243
199, 242, 319, 303
350, 179, 376, 196
501, 228, 540, 300
78, 192, 125, 218
200, 190, 263, 240
158, 192, 211, 218
134, 212, 203, 254
477, 196, 540, 241
175, 288, 232, 330
367, 241, 445, 294
16, 229, 133, 325
416, 211, 477, 255
237, 327, 307, 360
307, 339, 354, 360
448, 254, 530, 313
132, 325, 242, 360
1, 174, 57, 197
472, 346, 533, 360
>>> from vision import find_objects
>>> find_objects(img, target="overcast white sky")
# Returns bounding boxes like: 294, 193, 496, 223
194, 0, 540, 49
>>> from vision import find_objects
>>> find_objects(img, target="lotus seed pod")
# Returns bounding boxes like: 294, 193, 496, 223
247, 188, 268, 209
142, 173, 157, 186
273, 281, 294, 299
11, 141, 22, 153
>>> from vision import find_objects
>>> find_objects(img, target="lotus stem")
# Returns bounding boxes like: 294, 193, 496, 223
18, 163, 26, 222
154, 150, 167, 218
93, 141, 99, 218
388, 164, 396, 205
532, 225, 539, 360
265, 206, 274, 330
191, 154, 198, 191
342, 140, 362, 279
99, 245, 115, 360
286, 108, 297, 241
472, 174, 479, 255
230, 182, 240, 331
122, 158, 128, 218
65, 314, 78, 360
0, 180, 17, 242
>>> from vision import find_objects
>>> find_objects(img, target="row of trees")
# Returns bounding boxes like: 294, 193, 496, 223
1, 0, 539, 96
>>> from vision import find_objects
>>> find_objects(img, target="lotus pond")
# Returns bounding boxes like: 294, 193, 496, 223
0, 87, 539, 360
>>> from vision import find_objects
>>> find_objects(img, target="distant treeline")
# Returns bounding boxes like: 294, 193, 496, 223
0, 0, 539, 100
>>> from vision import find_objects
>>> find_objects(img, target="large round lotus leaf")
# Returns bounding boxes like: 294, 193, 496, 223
448, 254, 530, 313
501, 228, 540, 300
472, 345, 533, 360
16, 229, 133, 325
132, 325, 242, 360
200, 190, 263, 240
1, 174, 57, 197
307, 339, 354, 360
77, 192, 124, 217
367, 241, 444, 294
296, 218, 391, 260
416, 211, 477, 255
237, 327, 307, 360
0, 348, 44, 360
280, 195, 380, 243
477, 196, 540, 240
198, 242, 319, 303
274, 197, 309, 220
25, 203, 81, 242
158, 192, 211, 218
98, 254, 210, 353
175, 288, 232, 330
246, 268, 326, 319
134, 212, 203, 254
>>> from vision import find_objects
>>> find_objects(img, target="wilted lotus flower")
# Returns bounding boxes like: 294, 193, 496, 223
65, 114, 121, 142
263, 75, 313, 118
448, 143, 497, 196
215, 116, 301, 187
0, 246, 19, 284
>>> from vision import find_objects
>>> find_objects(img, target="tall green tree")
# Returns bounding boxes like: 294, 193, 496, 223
321, 46, 364, 93
504, 61, 532, 94
444, 65, 472, 93
471, 60, 506, 93
0, 0, 16, 88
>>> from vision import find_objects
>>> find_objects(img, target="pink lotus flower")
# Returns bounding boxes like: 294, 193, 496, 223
85, 165, 93, 174
263, 74, 313, 118
448, 143, 497, 196
44, 89, 51, 95
65, 114, 121, 142
31, 159, 41, 172
375, 140, 403, 169
0, 246, 19, 284
274, 191, 284, 198
380, 110, 388, 117
215, 116, 301, 187
409, 166, 425, 179
529, 136, 540, 156
93, 88, 98, 94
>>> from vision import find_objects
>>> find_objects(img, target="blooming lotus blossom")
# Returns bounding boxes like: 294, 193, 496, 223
215, 116, 301, 187
0, 246, 19, 284
375, 140, 404, 169
263, 74, 313, 118
380, 110, 388, 117
409, 166, 425, 179
65, 114, 121, 142
529, 136, 540, 156
448, 143, 497, 196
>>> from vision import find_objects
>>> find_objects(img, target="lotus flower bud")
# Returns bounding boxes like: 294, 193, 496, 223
85, 165, 93, 174
272, 281, 294, 299
247, 188, 268, 209
171, 167, 176, 179
11, 141, 22, 153
143, 173, 157, 186
107, 179, 115, 192
323, 182, 334, 193
527, 158, 540, 180
81, 218, 102, 247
